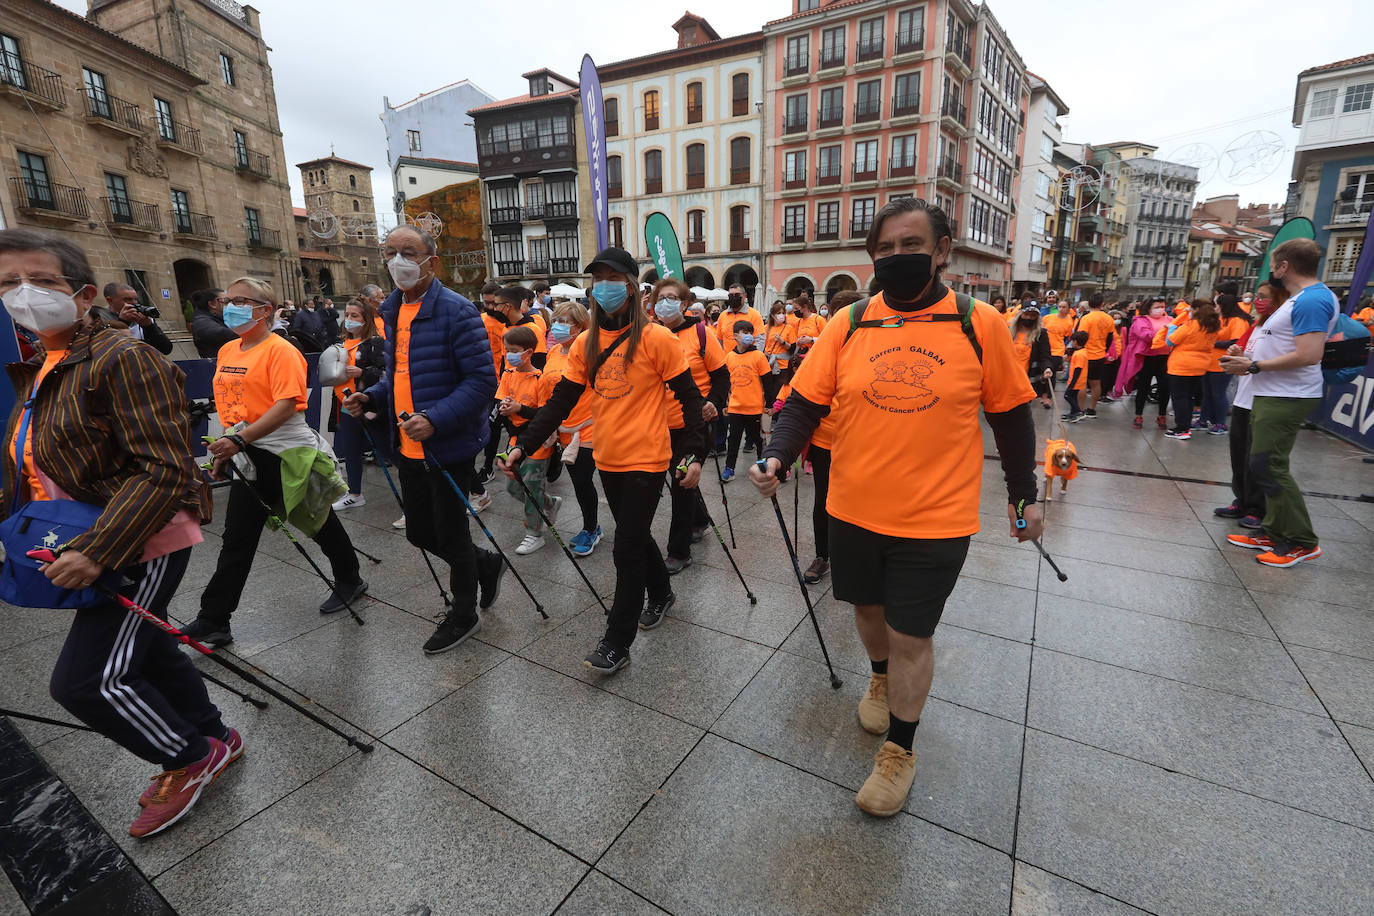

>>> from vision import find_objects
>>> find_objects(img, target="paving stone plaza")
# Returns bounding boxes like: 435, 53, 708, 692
3, 408, 1373, 915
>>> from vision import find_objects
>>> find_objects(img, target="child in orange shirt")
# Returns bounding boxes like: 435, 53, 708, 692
1062, 331, 1090, 421
496, 325, 559, 554
722, 318, 771, 481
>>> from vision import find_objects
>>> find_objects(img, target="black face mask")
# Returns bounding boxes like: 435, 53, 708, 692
728, 294, 743, 309
873, 253, 934, 303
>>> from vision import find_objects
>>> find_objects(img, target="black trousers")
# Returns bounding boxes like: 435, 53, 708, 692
762, 370, 788, 416
599, 469, 669, 651
480, 402, 502, 476
810, 444, 833, 559
52, 548, 226, 768
666, 427, 709, 560
397, 456, 495, 620
1229, 406, 1265, 516
726, 413, 764, 470
567, 447, 599, 532
1134, 355, 1170, 417
201, 447, 359, 624
1169, 374, 1203, 433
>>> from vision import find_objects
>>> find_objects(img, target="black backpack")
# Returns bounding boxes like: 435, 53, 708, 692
843, 292, 983, 363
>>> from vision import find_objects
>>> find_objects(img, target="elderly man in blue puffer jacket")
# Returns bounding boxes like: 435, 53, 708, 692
344, 226, 503, 654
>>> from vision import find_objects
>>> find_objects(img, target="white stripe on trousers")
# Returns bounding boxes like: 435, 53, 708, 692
99, 555, 187, 758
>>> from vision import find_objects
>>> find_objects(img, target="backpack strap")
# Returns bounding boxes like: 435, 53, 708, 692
842, 293, 982, 364
843, 297, 872, 345
695, 320, 707, 359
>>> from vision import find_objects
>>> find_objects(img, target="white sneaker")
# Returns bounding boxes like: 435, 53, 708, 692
546, 495, 563, 527
392, 515, 406, 529
473, 491, 492, 513
515, 534, 545, 555
332, 493, 365, 511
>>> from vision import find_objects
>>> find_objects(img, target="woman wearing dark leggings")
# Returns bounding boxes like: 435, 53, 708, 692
542, 301, 602, 556
1129, 299, 1172, 428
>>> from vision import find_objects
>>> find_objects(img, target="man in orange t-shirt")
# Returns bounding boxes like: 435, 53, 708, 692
1040, 300, 1075, 374
751, 199, 1040, 819
1073, 292, 1116, 416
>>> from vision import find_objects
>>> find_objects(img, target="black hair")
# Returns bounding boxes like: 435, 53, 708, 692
732, 319, 754, 335
1215, 280, 1239, 297
1088, 292, 1104, 309
864, 197, 954, 256
0, 228, 97, 291
1070, 330, 1089, 346
480, 282, 502, 296
191, 288, 223, 310
496, 285, 529, 305
531, 280, 550, 294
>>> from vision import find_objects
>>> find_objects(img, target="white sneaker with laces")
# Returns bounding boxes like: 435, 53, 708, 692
392, 515, 406, 529
516, 534, 545, 555
332, 493, 365, 511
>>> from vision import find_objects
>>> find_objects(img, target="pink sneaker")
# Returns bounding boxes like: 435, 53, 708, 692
140, 728, 242, 807
129, 737, 230, 838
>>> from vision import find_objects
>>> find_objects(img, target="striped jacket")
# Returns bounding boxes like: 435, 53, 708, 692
1, 324, 209, 571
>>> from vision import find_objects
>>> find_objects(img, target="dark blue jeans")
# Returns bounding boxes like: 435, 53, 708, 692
1200, 371, 1231, 427
335, 410, 365, 494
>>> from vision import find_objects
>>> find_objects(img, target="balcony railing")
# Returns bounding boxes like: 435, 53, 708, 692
852, 163, 878, 182
550, 257, 579, 274
686, 239, 705, 255
9, 177, 88, 219
854, 101, 881, 123
895, 27, 924, 54
490, 206, 521, 224
1331, 198, 1374, 225
856, 39, 884, 63
545, 200, 577, 219
937, 158, 963, 183
234, 147, 271, 179
784, 54, 809, 77
525, 259, 549, 275
940, 96, 967, 126
730, 167, 750, 185
102, 196, 161, 231
946, 35, 972, 66
820, 49, 845, 70
520, 205, 545, 221
815, 220, 840, 241
889, 157, 916, 178
782, 227, 805, 244
729, 233, 751, 252
850, 216, 873, 237
84, 89, 143, 134
170, 209, 217, 239
818, 106, 843, 128
247, 227, 281, 250
784, 170, 807, 190
817, 166, 842, 186
0, 59, 67, 109
495, 260, 523, 278
892, 94, 920, 117
784, 114, 808, 134
156, 117, 203, 155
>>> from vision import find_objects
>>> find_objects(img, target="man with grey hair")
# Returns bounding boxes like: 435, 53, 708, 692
102, 281, 173, 354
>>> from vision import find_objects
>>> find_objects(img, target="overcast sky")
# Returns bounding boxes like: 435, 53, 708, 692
58, 0, 1369, 223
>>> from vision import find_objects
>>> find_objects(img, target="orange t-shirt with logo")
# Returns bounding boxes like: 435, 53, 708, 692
10, 349, 68, 503
213, 333, 308, 427
1041, 312, 1074, 357
332, 337, 363, 403
1066, 349, 1089, 391
725, 348, 770, 415
496, 367, 552, 460
763, 318, 798, 370
666, 322, 726, 429
561, 323, 689, 473
391, 301, 425, 459
791, 290, 1035, 538
1164, 320, 1219, 376
1076, 310, 1115, 360
542, 345, 595, 447
715, 307, 764, 345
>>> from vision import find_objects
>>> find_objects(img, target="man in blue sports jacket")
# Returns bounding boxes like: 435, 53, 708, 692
344, 226, 503, 653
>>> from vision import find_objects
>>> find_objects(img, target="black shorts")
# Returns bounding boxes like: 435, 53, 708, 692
829, 518, 970, 638
1050, 355, 1064, 373
1087, 358, 1108, 381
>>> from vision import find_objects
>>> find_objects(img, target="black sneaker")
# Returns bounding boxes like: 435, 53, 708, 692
319, 579, 367, 614
639, 591, 676, 630
181, 617, 233, 648
584, 640, 630, 674
423, 613, 480, 655
478, 550, 506, 610
1082, 409, 1097, 419
1214, 504, 1245, 519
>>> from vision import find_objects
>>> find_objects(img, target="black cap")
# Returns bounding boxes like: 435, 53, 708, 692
1019, 306, 1041, 319
583, 246, 638, 277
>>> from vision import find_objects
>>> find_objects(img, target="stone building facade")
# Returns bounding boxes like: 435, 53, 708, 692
0, 0, 300, 325
295, 154, 382, 300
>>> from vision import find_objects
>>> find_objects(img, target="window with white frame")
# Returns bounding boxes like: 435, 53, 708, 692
854, 139, 879, 175
1343, 82, 1373, 113
1036, 172, 1051, 199
1040, 133, 1053, 162
1032, 210, 1047, 236
784, 204, 806, 242
891, 134, 917, 170
785, 150, 807, 184
1309, 87, 1337, 117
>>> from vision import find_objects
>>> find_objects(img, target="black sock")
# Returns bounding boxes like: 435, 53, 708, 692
887, 714, 918, 751
870, 658, 888, 675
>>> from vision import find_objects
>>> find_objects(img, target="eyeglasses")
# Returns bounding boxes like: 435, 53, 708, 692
0, 274, 76, 295
213, 296, 231, 305
225, 296, 269, 307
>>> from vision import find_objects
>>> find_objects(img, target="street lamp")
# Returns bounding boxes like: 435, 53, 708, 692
1154, 243, 1185, 300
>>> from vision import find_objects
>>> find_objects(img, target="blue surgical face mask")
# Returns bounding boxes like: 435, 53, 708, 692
344, 319, 364, 332
550, 321, 574, 343
737, 333, 755, 347
506, 351, 525, 368
592, 280, 629, 313
654, 298, 682, 321
222, 304, 258, 332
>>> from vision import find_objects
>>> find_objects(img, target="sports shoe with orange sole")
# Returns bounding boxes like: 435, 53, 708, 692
140, 728, 242, 807
129, 736, 230, 838
1256, 544, 1322, 568
858, 674, 889, 734
855, 741, 916, 817
1226, 533, 1275, 550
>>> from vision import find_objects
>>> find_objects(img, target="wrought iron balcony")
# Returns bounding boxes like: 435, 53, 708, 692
940, 95, 967, 127
784, 114, 808, 135
102, 196, 161, 231
816, 166, 842, 186
820, 49, 845, 70
0, 59, 66, 110
545, 201, 578, 220
235, 147, 271, 179
895, 27, 924, 54
852, 163, 878, 182
782, 227, 805, 244
892, 94, 920, 117
889, 157, 916, 178
854, 100, 881, 123
247, 227, 281, 250
170, 209, 218, 239
856, 38, 884, 63
817, 106, 843, 129
815, 220, 840, 241
156, 118, 203, 155
83, 89, 143, 134
946, 35, 972, 67
936, 157, 963, 185
9, 177, 88, 220
525, 259, 549, 275
784, 54, 809, 77
850, 216, 873, 238
490, 206, 521, 224
521, 205, 545, 221
550, 257, 580, 274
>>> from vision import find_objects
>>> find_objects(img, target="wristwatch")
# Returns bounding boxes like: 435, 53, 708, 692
1247, 360, 1262, 375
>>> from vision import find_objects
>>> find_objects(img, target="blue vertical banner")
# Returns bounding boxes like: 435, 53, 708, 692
579, 54, 609, 253
1343, 212, 1374, 315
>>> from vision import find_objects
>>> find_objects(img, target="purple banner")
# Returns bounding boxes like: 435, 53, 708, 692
1344, 211, 1374, 315
578, 54, 608, 253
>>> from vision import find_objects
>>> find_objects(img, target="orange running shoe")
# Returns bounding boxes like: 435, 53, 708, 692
1256, 545, 1322, 568
1226, 533, 1275, 550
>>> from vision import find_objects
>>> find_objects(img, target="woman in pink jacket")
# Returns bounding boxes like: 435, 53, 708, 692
1117, 297, 1173, 429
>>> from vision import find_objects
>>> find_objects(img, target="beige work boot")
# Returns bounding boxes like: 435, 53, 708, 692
855, 741, 916, 817
857, 673, 889, 734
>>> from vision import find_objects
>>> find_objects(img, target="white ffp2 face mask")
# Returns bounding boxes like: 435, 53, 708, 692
387, 254, 427, 290
3, 283, 82, 334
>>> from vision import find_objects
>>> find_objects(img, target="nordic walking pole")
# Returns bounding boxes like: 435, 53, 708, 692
1, 708, 97, 732
501, 448, 609, 615
203, 446, 365, 626
709, 450, 738, 549
198, 671, 269, 709
1013, 499, 1067, 581
26, 550, 374, 753
344, 389, 450, 608
693, 486, 757, 605
353, 545, 383, 565
400, 413, 547, 620
793, 453, 802, 546
754, 460, 842, 689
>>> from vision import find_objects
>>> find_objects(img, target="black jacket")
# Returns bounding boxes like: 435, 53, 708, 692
190, 308, 238, 359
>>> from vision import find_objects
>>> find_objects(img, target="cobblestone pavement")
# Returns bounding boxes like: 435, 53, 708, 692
4, 404, 1373, 915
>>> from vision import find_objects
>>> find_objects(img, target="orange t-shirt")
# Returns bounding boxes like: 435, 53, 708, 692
1208, 316, 1251, 372
1163, 320, 1219, 376
332, 337, 363, 403
1354, 307, 1374, 325
496, 367, 553, 460
794, 313, 828, 355
725, 348, 770, 415
373, 315, 386, 337
1010, 333, 1032, 373
542, 345, 595, 447
1076, 310, 1116, 360
666, 321, 726, 429
482, 312, 506, 379
1066, 349, 1089, 390
213, 333, 307, 427
1041, 312, 1074, 357
392, 301, 424, 459
10, 349, 68, 503
763, 318, 798, 369
791, 290, 1035, 538
528, 311, 549, 353
561, 323, 689, 473
715, 307, 764, 345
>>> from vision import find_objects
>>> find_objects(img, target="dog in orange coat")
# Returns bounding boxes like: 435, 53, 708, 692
1043, 422, 1080, 501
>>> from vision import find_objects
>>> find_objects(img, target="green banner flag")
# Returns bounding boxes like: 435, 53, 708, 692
644, 212, 684, 282
1256, 216, 1315, 284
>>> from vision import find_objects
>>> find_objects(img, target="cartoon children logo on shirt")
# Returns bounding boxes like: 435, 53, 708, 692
730, 363, 760, 390
594, 356, 633, 400
864, 353, 939, 412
